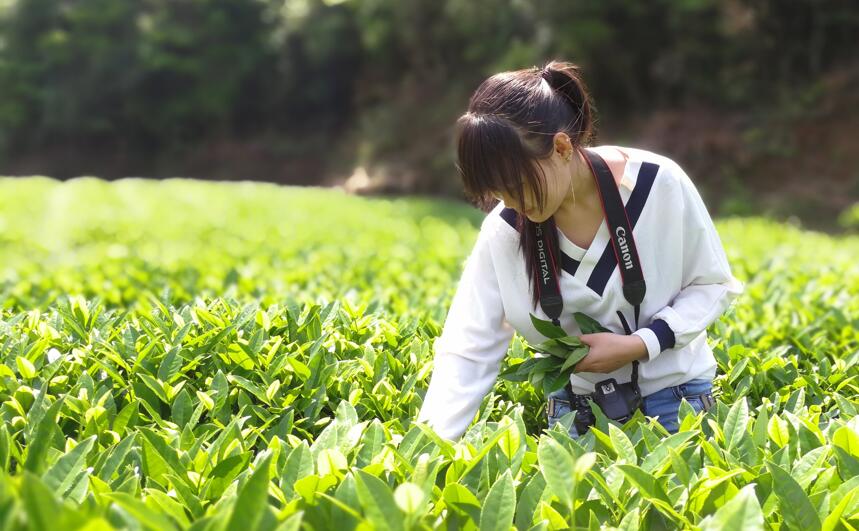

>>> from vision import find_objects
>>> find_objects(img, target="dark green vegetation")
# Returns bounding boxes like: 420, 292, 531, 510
0, 177, 857, 529
1, 0, 857, 230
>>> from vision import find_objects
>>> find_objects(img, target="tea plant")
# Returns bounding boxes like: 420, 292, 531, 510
0, 177, 856, 529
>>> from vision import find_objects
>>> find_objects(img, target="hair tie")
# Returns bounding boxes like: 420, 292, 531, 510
540, 67, 551, 82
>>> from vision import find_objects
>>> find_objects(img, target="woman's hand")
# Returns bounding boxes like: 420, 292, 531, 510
574, 333, 648, 373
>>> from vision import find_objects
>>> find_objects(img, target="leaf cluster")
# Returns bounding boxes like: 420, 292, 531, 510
499, 312, 611, 396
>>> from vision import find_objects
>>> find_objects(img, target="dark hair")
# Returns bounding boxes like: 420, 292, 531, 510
454, 60, 597, 309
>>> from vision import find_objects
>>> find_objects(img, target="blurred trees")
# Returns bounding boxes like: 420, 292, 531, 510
0, 0, 275, 157
0, 0, 856, 191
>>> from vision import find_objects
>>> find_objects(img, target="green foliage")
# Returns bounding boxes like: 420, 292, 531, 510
0, 178, 855, 528
0, 0, 274, 152
499, 312, 606, 395
839, 202, 859, 232
1, 0, 857, 195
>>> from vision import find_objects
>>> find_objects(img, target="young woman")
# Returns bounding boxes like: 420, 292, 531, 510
416, 60, 745, 441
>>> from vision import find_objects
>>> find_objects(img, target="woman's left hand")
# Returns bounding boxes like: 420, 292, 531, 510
573, 333, 648, 374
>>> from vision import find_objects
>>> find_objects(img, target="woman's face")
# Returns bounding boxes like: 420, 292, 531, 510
492, 152, 571, 223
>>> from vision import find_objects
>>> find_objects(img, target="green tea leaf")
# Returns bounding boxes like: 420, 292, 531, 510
515, 472, 546, 530
21, 472, 63, 531
768, 414, 789, 448
699, 484, 764, 531
354, 469, 404, 531
196, 391, 214, 411
98, 434, 136, 481
138, 428, 185, 485
556, 335, 585, 347
822, 487, 857, 531
560, 347, 589, 373
104, 491, 179, 531
206, 453, 251, 500
479, 469, 515, 531
157, 346, 183, 383
171, 389, 194, 427
16, 356, 36, 379
533, 339, 570, 358
530, 313, 566, 339
43, 434, 97, 501
766, 461, 822, 531
541, 371, 569, 396
573, 312, 611, 334
24, 396, 65, 474
609, 424, 636, 465
615, 464, 672, 508
832, 425, 859, 458
394, 482, 426, 514
537, 437, 575, 508
224, 450, 273, 531
724, 397, 749, 450
113, 399, 138, 435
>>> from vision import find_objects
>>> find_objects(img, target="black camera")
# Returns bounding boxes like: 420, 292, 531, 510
569, 377, 642, 434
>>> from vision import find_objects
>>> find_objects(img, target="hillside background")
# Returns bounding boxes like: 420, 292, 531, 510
0, 0, 857, 231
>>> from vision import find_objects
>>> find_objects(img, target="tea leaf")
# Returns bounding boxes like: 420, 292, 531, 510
479, 469, 515, 531
573, 312, 611, 334
529, 313, 566, 339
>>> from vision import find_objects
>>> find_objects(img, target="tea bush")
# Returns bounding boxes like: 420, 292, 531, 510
0, 177, 857, 530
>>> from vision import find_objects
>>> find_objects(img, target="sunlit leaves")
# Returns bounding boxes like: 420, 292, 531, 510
0, 181, 856, 529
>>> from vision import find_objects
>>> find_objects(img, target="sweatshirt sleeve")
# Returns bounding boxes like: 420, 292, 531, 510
416, 216, 515, 441
632, 161, 745, 362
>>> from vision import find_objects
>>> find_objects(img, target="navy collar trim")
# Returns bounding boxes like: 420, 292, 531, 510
498, 160, 660, 297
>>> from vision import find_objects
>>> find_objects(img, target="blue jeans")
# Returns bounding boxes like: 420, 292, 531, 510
546, 378, 714, 439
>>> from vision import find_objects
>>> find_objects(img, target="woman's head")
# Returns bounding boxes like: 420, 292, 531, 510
455, 60, 595, 216
487, 133, 580, 223
454, 60, 597, 308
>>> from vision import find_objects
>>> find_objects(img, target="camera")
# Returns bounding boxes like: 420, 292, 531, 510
569, 377, 643, 434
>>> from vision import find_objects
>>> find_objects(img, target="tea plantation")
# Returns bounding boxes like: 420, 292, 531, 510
0, 177, 857, 530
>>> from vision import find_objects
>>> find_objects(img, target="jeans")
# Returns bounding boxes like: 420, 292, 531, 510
546, 377, 714, 439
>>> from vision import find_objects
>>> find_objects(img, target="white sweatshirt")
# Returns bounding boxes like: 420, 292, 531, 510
417, 146, 745, 441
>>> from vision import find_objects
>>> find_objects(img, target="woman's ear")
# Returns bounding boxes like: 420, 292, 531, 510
553, 132, 573, 159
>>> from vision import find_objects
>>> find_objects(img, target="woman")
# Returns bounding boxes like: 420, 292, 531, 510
416, 60, 745, 441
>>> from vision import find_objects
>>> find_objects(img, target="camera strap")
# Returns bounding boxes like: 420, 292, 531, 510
534, 147, 646, 391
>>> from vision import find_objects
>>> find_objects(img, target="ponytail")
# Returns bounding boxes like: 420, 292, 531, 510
540, 61, 595, 147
